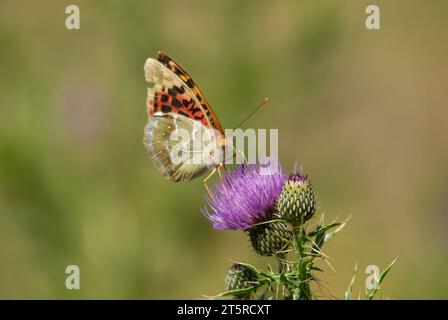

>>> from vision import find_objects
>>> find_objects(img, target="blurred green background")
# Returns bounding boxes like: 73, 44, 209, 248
0, 0, 447, 299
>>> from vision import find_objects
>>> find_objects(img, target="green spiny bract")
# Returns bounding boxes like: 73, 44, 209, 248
277, 171, 316, 226
226, 263, 258, 291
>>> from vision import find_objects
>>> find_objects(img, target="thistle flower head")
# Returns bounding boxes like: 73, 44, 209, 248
278, 163, 316, 225
202, 162, 286, 230
249, 218, 292, 256
226, 263, 258, 292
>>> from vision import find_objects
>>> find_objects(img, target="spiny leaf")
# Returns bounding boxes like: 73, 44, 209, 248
379, 257, 398, 284
324, 231, 335, 243
367, 257, 398, 300
256, 285, 269, 300
308, 222, 341, 238
310, 266, 324, 272
216, 286, 256, 298
228, 260, 261, 275
318, 213, 325, 227
279, 273, 296, 287
344, 262, 358, 300
301, 256, 314, 266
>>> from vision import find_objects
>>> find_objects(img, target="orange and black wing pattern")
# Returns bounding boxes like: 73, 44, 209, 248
156, 52, 224, 134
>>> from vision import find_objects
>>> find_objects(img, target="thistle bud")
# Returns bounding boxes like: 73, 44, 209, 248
226, 263, 258, 291
277, 165, 316, 226
248, 219, 292, 256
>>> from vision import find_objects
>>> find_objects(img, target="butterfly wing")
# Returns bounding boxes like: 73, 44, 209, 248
144, 56, 224, 182
156, 52, 224, 134
144, 115, 216, 182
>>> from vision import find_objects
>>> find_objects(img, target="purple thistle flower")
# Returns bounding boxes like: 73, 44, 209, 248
202, 162, 287, 230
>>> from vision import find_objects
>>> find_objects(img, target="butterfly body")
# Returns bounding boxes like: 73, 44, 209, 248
144, 52, 226, 182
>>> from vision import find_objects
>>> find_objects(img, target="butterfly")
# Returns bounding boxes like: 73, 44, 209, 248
143, 52, 227, 186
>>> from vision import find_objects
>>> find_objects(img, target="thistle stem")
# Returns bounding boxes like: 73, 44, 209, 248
276, 252, 291, 299
293, 226, 312, 300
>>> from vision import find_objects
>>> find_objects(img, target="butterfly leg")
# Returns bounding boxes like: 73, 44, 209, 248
232, 148, 249, 175
217, 162, 230, 194
234, 148, 248, 165
203, 167, 217, 198
217, 163, 225, 185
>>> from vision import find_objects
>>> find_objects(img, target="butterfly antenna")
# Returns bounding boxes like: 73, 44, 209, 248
233, 98, 270, 129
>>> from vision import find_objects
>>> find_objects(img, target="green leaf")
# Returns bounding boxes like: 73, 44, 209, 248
308, 222, 341, 238
324, 231, 335, 243
310, 266, 324, 272
318, 213, 325, 228
301, 256, 314, 266
315, 232, 325, 249
367, 257, 398, 300
229, 261, 260, 275
255, 285, 269, 300
379, 257, 398, 284
216, 286, 256, 298
344, 263, 357, 300
279, 273, 296, 287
